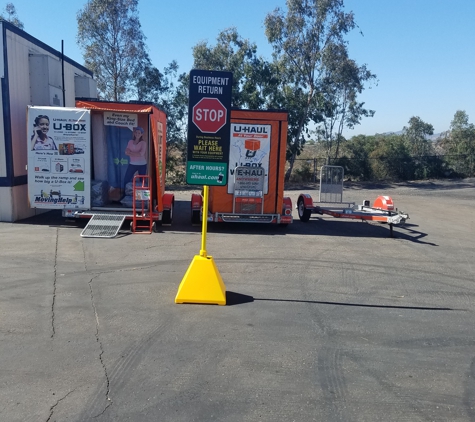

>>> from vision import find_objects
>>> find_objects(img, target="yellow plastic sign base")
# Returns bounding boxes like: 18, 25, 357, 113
175, 255, 226, 305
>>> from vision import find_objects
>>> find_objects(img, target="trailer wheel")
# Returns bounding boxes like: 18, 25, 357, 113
162, 205, 173, 225
297, 198, 311, 222
152, 222, 158, 233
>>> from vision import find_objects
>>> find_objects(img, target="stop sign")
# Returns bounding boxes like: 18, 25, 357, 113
192, 97, 227, 133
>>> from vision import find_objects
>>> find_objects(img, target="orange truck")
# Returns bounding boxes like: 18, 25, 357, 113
191, 109, 293, 225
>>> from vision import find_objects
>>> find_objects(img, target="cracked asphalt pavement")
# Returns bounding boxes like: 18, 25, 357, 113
1, 179, 474, 421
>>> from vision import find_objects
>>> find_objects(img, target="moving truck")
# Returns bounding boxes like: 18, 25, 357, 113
191, 109, 293, 225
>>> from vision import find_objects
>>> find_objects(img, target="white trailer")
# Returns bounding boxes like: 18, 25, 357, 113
296, 166, 409, 237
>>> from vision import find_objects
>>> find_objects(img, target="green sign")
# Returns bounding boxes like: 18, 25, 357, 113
186, 161, 227, 185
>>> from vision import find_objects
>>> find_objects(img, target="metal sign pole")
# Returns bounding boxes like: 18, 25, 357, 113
200, 185, 209, 258
175, 69, 232, 305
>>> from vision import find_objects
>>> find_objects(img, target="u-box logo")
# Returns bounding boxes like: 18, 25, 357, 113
244, 139, 261, 158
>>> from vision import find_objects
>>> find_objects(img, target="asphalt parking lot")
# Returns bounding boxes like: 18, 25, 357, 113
1, 179, 474, 421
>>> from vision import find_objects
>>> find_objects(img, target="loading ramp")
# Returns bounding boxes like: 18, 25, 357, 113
80, 213, 127, 238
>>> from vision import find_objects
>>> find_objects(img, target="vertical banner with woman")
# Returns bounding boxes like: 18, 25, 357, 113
102, 112, 148, 204
27, 106, 91, 209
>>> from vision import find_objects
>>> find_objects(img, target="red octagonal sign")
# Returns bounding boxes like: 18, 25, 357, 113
192, 97, 227, 133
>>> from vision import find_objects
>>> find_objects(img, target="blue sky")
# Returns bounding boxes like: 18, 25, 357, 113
6, 0, 475, 137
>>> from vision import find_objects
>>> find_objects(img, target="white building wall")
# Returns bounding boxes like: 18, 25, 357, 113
7, 30, 32, 185
0, 24, 95, 222
0, 80, 5, 178
8, 31, 55, 221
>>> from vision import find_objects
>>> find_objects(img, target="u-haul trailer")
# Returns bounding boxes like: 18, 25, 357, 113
27, 101, 174, 237
296, 165, 409, 237
191, 109, 293, 225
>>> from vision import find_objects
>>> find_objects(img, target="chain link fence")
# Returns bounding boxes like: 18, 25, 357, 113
291, 154, 475, 183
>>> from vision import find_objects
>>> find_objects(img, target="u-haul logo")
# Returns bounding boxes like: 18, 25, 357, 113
233, 125, 268, 134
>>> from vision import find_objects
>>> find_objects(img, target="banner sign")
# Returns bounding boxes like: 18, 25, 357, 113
186, 69, 233, 186
103, 112, 137, 129
27, 106, 91, 209
228, 123, 271, 194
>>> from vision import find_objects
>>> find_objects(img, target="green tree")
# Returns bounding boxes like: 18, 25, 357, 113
192, 27, 278, 110
449, 111, 475, 154
155, 62, 189, 146
402, 116, 441, 179
403, 116, 434, 157
442, 110, 475, 176
312, 43, 376, 160
136, 59, 188, 144
369, 134, 413, 181
190, 27, 319, 176
337, 134, 379, 180
76, 0, 148, 101
269, 77, 311, 166
136, 60, 165, 104
135, 59, 189, 182
0, 3, 23, 29
265, 0, 374, 181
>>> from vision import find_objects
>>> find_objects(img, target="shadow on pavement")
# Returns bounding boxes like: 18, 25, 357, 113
14, 210, 88, 229
12, 200, 436, 245
226, 291, 455, 311
226, 291, 255, 306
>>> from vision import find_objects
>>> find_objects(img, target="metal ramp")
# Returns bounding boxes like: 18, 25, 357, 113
81, 214, 127, 238
319, 165, 354, 207
319, 165, 345, 203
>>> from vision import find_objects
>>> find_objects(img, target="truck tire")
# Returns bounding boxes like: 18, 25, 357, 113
191, 209, 200, 225
297, 197, 311, 222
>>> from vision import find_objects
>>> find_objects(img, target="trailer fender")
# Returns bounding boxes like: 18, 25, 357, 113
279, 196, 293, 225
373, 195, 394, 211
297, 194, 313, 222
282, 196, 293, 216
190, 193, 203, 225
162, 193, 175, 211
191, 193, 203, 211
297, 193, 314, 209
